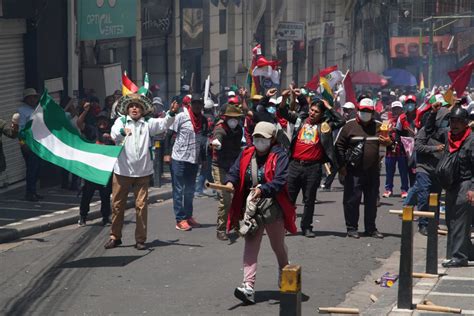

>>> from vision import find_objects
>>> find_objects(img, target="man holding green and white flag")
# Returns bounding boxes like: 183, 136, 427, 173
21, 91, 123, 187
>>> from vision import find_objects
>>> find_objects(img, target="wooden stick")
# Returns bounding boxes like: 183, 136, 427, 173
438, 229, 448, 235
369, 294, 378, 302
423, 300, 435, 305
416, 304, 461, 314
412, 272, 439, 278
318, 307, 360, 314
324, 163, 332, 175
389, 210, 435, 218
205, 182, 234, 193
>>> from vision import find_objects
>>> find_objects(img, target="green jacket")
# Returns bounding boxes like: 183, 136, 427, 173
0, 119, 18, 172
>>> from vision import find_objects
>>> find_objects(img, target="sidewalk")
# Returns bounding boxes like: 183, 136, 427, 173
0, 176, 173, 243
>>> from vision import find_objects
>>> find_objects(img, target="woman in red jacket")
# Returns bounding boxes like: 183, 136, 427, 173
224, 122, 297, 305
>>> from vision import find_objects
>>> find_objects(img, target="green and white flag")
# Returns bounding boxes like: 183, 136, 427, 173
137, 72, 150, 96
21, 91, 123, 186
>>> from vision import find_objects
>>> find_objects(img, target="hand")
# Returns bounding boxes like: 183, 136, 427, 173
102, 133, 111, 140
163, 155, 171, 163
431, 101, 441, 113
293, 88, 301, 96
239, 88, 248, 97
170, 100, 179, 114
436, 144, 445, 152
266, 88, 277, 97
379, 135, 392, 146
281, 89, 291, 97
467, 191, 474, 206
225, 182, 234, 191
83, 102, 90, 112
251, 187, 262, 201
321, 99, 332, 110
123, 128, 132, 136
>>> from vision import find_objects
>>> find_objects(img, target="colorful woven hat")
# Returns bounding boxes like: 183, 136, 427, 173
116, 93, 154, 116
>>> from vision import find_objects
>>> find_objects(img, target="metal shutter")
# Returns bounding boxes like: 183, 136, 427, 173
0, 34, 26, 185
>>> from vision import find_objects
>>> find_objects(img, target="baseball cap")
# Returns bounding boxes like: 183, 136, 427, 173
406, 95, 417, 103
191, 94, 204, 103
342, 102, 355, 109
450, 106, 468, 120
182, 94, 192, 105
204, 99, 214, 109
227, 91, 236, 97
181, 85, 190, 92
358, 98, 375, 111
228, 96, 239, 104
269, 97, 278, 105
252, 122, 276, 139
391, 101, 403, 109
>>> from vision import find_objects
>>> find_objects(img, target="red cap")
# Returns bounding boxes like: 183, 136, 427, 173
406, 95, 417, 103
228, 96, 240, 104
182, 95, 191, 105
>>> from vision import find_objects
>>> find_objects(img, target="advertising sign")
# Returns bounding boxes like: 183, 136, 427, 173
389, 35, 451, 58
78, 0, 137, 40
276, 21, 305, 41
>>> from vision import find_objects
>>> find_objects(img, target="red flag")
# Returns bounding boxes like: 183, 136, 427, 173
447, 61, 474, 96
305, 73, 320, 91
343, 71, 357, 104
319, 65, 338, 78
122, 71, 138, 95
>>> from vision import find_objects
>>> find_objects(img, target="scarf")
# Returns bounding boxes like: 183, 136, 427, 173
185, 105, 203, 133
448, 128, 471, 153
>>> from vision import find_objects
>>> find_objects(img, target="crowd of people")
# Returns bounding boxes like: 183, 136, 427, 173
8, 79, 474, 305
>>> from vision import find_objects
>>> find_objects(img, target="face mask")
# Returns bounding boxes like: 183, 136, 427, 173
358, 111, 373, 122
267, 106, 276, 115
227, 118, 239, 129
253, 138, 271, 152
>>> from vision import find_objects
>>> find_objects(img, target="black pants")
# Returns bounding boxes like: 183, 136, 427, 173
287, 160, 322, 230
79, 179, 112, 219
20, 146, 40, 195
343, 169, 379, 233
445, 181, 474, 261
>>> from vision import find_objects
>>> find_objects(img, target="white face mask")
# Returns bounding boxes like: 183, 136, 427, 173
227, 118, 239, 129
253, 138, 271, 152
358, 111, 373, 122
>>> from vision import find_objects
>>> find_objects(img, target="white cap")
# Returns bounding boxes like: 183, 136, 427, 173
358, 98, 375, 110
204, 99, 214, 109
390, 91, 396, 96
399, 95, 406, 103
342, 102, 355, 109
269, 97, 278, 105
391, 101, 403, 109
228, 91, 236, 97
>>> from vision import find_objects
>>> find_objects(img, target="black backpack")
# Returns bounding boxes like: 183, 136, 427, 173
435, 147, 460, 190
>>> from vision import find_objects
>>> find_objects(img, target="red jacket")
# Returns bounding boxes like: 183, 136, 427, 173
226, 146, 297, 234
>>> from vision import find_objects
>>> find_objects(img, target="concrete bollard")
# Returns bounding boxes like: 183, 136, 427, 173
397, 205, 414, 310
426, 193, 439, 275
280, 264, 301, 316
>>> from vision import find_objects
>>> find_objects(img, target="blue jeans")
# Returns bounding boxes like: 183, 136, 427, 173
404, 172, 442, 227
195, 154, 213, 193
171, 160, 199, 222
21, 146, 41, 195
385, 156, 409, 192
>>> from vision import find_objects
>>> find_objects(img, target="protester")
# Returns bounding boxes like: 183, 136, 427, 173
279, 95, 345, 237
59, 96, 80, 190
341, 102, 356, 120
76, 102, 115, 227
165, 94, 209, 231
18, 88, 43, 201
104, 94, 178, 250
426, 104, 474, 267
224, 122, 297, 304
383, 101, 409, 198
335, 98, 392, 239
211, 104, 244, 241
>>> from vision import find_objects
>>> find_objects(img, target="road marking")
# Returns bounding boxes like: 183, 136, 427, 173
429, 292, 474, 297
39, 214, 55, 218
24, 217, 41, 221
53, 210, 70, 214
441, 276, 474, 281
5, 222, 23, 226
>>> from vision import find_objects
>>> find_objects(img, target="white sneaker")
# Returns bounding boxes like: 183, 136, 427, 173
234, 283, 255, 304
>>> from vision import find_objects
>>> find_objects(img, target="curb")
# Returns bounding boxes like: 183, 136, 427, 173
0, 186, 173, 244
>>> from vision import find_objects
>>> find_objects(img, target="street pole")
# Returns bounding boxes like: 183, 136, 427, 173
67, 0, 79, 99
428, 19, 434, 89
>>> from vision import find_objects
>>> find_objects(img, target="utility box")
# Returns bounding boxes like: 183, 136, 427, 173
82, 63, 122, 105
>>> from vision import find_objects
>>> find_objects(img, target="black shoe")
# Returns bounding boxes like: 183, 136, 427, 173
135, 242, 147, 250
102, 218, 111, 226
78, 216, 87, 227
302, 228, 316, 238
216, 231, 229, 241
347, 230, 360, 239
33, 193, 44, 200
104, 238, 122, 249
24, 193, 39, 202
365, 230, 384, 239
418, 226, 428, 236
442, 258, 468, 268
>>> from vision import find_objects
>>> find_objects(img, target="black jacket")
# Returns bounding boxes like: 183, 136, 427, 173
279, 105, 345, 169
212, 120, 243, 171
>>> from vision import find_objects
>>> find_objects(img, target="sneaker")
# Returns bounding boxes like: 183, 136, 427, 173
365, 230, 384, 239
401, 191, 408, 199
347, 230, 360, 239
135, 242, 147, 250
234, 283, 255, 304
418, 225, 428, 236
216, 231, 229, 241
187, 217, 201, 228
176, 220, 192, 231
104, 238, 122, 249
78, 216, 87, 227
382, 190, 392, 198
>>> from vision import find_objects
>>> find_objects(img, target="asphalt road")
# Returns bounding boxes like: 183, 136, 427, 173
0, 184, 406, 315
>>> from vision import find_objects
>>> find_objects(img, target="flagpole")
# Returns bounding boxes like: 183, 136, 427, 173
341, 69, 350, 84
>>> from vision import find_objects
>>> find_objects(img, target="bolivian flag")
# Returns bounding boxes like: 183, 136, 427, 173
122, 71, 139, 96
319, 77, 334, 106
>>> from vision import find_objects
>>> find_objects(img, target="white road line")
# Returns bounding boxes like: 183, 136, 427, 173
53, 211, 70, 214
5, 222, 23, 226
39, 214, 55, 218
429, 292, 474, 297
441, 276, 474, 281
24, 217, 41, 221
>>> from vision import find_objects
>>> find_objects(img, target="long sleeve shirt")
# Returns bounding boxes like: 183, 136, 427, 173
111, 114, 175, 177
